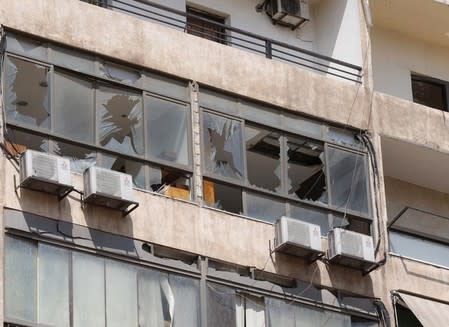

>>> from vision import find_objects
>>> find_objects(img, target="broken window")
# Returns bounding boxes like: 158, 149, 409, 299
5, 56, 50, 129
203, 179, 243, 215
146, 95, 190, 166
52, 141, 96, 174
148, 165, 191, 201
287, 136, 326, 203
99, 61, 141, 85
328, 147, 370, 215
54, 71, 94, 143
100, 153, 146, 189
207, 283, 237, 327
411, 74, 448, 111
245, 125, 282, 192
97, 84, 144, 156
186, 7, 227, 44
4, 127, 49, 156
202, 112, 244, 180
246, 191, 285, 223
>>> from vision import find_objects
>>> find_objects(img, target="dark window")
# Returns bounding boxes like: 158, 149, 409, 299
203, 179, 243, 215
186, 7, 226, 44
396, 304, 422, 327
411, 75, 448, 111
80, 0, 107, 7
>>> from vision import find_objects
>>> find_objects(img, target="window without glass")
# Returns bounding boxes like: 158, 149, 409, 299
97, 84, 144, 156
245, 125, 282, 192
5, 56, 50, 129
287, 136, 326, 203
411, 75, 448, 111
146, 95, 190, 166
328, 147, 369, 215
148, 164, 191, 200
203, 179, 243, 214
202, 112, 244, 180
52, 140, 96, 174
54, 71, 94, 143
186, 7, 226, 44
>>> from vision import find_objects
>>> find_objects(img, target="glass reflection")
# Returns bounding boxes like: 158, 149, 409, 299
52, 141, 96, 174
6, 56, 50, 129
97, 85, 143, 156
245, 125, 281, 192
202, 112, 243, 180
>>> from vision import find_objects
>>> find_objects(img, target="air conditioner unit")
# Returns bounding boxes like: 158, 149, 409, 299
19, 150, 73, 198
328, 228, 375, 270
274, 216, 323, 259
83, 166, 137, 213
269, 0, 309, 29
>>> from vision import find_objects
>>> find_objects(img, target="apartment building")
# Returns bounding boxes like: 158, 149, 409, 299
0, 0, 447, 326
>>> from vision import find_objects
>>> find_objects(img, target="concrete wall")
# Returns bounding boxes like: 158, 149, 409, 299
372, 27, 449, 100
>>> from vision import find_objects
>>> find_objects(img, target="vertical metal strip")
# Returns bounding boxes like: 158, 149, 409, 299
190, 81, 202, 203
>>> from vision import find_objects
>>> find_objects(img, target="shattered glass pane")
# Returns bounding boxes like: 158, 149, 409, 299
99, 61, 141, 85
287, 136, 327, 203
169, 274, 200, 326
202, 112, 244, 180
101, 153, 145, 189
245, 125, 281, 192
52, 141, 96, 174
54, 71, 94, 143
290, 204, 330, 236
6, 56, 50, 129
203, 179, 243, 214
246, 192, 285, 223
97, 85, 144, 156
5, 127, 49, 155
146, 96, 189, 166
148, 165, 191, 201
328, 147, 370, 215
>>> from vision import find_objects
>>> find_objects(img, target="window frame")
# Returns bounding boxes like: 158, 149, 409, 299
200, 108, 373, 233
411, 73, 449, 112
186, 6, 228, 45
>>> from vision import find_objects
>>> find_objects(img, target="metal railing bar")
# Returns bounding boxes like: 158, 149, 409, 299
272, 47, 361, 78
110, 1, 186, 24
272, 54, 361, 83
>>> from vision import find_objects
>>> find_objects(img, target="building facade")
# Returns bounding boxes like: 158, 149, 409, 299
0, 0, 448, 326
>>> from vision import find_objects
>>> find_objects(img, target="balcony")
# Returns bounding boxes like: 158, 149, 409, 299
81, 0, 363, 83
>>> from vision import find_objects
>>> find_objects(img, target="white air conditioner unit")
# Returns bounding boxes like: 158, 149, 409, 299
274, 216, 323, 259
328, 228, 375, 270
83, 166, 138, 214
269, 0, 309, 29
19, 150, 73, 198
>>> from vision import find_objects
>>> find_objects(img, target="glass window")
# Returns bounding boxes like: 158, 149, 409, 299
100, 153, 146, 189
245, 125, 282, 192
207, 283, 237, 327
328, 147, 370, 215
4, 236, 37, 323
6, 34, 48, 60
148, 165, 191, 200
287, 136, 326, 203
246, 192, 286, 223
236, 293, 266, 327
5, 127, 49, 155
51, 45, 95, 74
52, 140, 96, 174
97, 84, 144, 156
169, 274, 201, 327
290, 204, 329, 236
146, 96, 190, 166
99, 61, 141, 85
202, 112, 244, 180
411, 75, 447, 111
73, 252, 106, 327
38, 243, 70, 327
54, 71, 94, 143
5, 56, 50, 129
203, 179, 243, 214
105, 260, 138, 327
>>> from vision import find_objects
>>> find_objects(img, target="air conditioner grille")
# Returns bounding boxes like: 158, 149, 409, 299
287, 219, 310, 245
341, 231, 364, 257
32, 153, 58, 181
96, 170, 121, 197
281, 0, 300, 15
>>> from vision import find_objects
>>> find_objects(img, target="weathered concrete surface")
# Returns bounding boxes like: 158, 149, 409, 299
0, 0, 371, 130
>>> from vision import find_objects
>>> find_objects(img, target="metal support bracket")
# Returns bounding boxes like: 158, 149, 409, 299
307, 252, 325, 264
122, 202, 139, 217
14, 175, 75, 202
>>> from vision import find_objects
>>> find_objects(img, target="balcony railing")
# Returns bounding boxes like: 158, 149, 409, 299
81, 0, 363, 83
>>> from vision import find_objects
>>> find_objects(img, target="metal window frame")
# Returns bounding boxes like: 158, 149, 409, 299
411, 73, 449, 112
